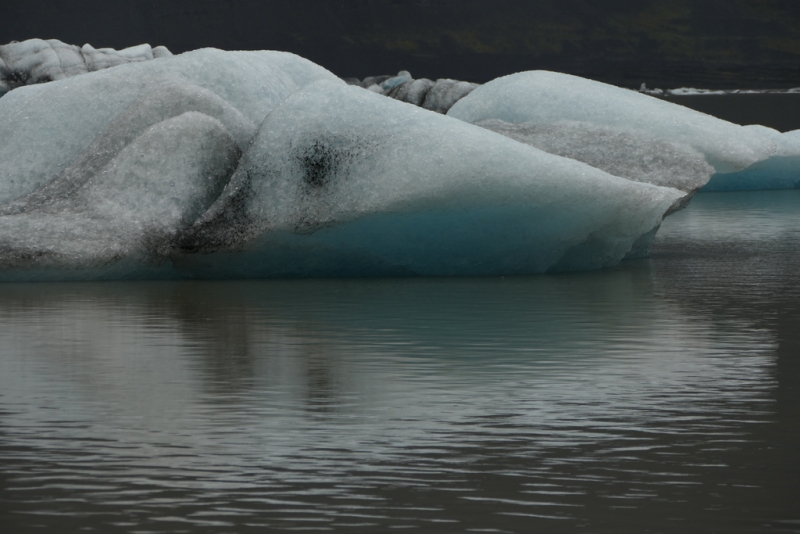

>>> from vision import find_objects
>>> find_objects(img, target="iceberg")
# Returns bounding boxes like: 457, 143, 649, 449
0, 38, 171, 96
0, 65, 682, 281
448, 71, 776, 177
349, 70, 479, 114
701, 126, 800, 191
0, 47, 719, 281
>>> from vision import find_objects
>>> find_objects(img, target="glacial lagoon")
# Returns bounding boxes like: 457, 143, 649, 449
1, 189, 799, 533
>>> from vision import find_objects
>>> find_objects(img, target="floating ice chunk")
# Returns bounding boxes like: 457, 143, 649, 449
116, 43, 154, 61
701, 125, 800, 191
173, 80, 682, 278
48, 39, 90, 77
448, 71, 776, 173
0, 39, 169, 96
81, 43, 148, 71
0, 39, 66, 91
390, 78, 435, 107
351, 71, 478, 113
0, 112, 240, 280
0, 48, 340, 203
476, 119, 714, 203
380, 71, 411, 91
152, 46, 173, 59
421, 79, 479, 114
359, 74, 394, 88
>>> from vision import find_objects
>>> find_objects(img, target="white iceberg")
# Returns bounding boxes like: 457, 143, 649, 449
448, 71, 776, 176
0, 51, 696, 281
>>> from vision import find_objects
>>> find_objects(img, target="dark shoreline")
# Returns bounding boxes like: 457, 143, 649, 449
4, 0, 800, 90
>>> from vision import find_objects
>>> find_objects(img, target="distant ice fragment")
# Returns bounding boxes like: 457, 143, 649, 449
354, 71, 478, 113
380, 71, 411, 91
152, 46, 173, 59
0, 39, 169, 96
420, 79, 479, 114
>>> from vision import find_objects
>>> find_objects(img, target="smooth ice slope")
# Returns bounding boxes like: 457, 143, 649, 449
0, 48, 341, 204
475, 119, 714, 199
448, 71, 776, 174
702, 126, 800, 191
172, 80, 683, 278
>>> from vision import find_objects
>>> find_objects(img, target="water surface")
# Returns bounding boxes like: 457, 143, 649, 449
1, 190, 799, 533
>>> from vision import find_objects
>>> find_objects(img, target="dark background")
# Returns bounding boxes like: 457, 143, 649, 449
4, 0, 800, 88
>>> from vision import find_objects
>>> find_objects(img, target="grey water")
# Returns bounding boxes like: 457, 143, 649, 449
1, 190, 799, 533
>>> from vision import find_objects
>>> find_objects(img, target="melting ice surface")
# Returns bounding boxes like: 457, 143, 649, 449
0, 49, 794, 281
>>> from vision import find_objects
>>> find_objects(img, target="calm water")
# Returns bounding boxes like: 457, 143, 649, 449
1, 190, 799, 533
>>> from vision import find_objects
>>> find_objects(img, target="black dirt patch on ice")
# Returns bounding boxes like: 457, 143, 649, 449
296, 137, 348, 189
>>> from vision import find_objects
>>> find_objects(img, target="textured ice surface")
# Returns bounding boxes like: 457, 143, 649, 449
475, 119, 714, 197
448, 71, 776, 174
0, 39, 167, 96
702, 125, 800, 191
0, 112, 240, 280
172, 81, 681, 279
0, 48, 340, 204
